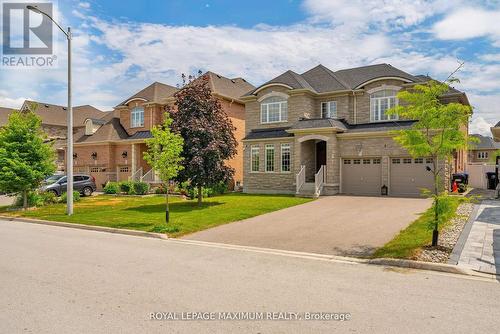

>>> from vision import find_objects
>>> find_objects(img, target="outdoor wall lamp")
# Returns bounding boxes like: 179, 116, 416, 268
122, 151, 128, 159
381, 185, 388, 196
91, 152, 97, 160
73, 153, 77, 159
355, 144, 363, 156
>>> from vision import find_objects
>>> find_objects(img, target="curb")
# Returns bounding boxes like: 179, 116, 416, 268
367, 257, 478, 276
0, 215, 169, 240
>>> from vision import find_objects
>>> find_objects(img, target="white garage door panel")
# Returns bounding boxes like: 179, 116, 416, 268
390, 158, 434, 197
342, 158, 382, 195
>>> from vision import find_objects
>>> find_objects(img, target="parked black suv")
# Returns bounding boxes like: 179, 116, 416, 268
41, 174, 97, 197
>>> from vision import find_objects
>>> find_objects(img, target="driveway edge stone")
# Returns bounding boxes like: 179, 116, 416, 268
448, 203, 480, 265
0, 215, 169, 240
368, 257, 482, 276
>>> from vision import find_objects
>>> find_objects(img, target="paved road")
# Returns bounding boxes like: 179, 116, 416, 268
1, 220, 499, 334
184, 196, 431, 256
458, 200, 500, 274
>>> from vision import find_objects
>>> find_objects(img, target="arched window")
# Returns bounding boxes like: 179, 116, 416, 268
370, 89, 398, 122
131, 106, 144, 127
260, 96, 288, 124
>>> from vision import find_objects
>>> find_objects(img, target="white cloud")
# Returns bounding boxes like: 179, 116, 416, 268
0, 93, 27, 109
433, 8, 500, 44
469, 116, 494, 136
78, 2, 91, 9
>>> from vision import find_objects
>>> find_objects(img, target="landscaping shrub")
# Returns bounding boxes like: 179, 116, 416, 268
207, 182, 228, 197
187, 186, 209, 200
61, 191, 81, 203
104, 182, 119, 194
40, 191, 58, 205
155, 184, 168, 194
119, 181, 132, 194
133, 181, 149, 195
15, 192, 44, 207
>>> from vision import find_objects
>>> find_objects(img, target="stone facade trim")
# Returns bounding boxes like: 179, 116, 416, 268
253, 83, 293, 94
297, 134, 331, 143
257, 91, 289, 102
366, 85, 403, 94
354, 77, 413, 89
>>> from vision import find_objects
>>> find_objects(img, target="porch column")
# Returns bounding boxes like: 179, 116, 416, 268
131, 143, 137, 177
326, 134, 339, 186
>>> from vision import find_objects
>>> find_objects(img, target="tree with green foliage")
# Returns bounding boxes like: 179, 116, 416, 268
387, 80, 472, 246
0, 106, 56, 209
143, 112, 184, 223
170, 72, 237, 206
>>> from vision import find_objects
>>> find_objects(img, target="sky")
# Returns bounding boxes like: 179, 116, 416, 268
1, 0, 499, 135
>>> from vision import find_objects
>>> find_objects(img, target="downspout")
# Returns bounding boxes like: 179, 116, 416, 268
352, 91, 357, 124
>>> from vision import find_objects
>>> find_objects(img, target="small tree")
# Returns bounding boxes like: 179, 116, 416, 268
387, 80, 472, 246
143, 112, 184, 223
0, 106, 56, 209
171, 72, 237, 206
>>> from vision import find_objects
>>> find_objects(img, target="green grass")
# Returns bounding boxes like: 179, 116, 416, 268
0, 193, 312, 237
372, 196, 464, 259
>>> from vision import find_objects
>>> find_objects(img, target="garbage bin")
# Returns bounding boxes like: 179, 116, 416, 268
452, 173, 468, 186
486, 172, 498, 190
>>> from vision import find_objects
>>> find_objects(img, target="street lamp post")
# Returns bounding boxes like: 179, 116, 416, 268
27, 5, 73, 215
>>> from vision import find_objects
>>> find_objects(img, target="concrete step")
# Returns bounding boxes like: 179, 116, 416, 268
296, 183, 319, 198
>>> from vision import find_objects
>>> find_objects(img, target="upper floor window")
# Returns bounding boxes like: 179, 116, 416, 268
321, 101, 337, 118
131, 107, 144, 128
370, 89, 398, 122
260, 96, 288, 124
478, 151, 489, 159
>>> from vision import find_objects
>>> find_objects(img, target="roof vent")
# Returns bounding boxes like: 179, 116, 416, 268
44, 104, 49, 108
62, 107, 67, 110
216, 74, 221, 78
231, 79, 236, 83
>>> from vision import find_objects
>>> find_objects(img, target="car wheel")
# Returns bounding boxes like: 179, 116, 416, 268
82, 187, 93, 197
49, 190, 59, 196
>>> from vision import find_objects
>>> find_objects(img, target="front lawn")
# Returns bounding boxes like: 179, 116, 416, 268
372, 196, 463, 259
0, 193, 312, 237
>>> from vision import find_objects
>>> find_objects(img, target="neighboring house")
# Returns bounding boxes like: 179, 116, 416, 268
67, 72, 254, 190
492, 121, 500, 142
0, 102, 109, 170
468, 134, 500, 164
241, 63, 469, 197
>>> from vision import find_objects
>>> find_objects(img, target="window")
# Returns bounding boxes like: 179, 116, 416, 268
90, 167, 102, 173
260, 96, 288, 123
353, 159, 361, 164
392, 158, 400, 164
478, 151, 489, 159
281, 144, 291, 172
426, 158, 433, 164
251, 146, 260, 172
373, 158, 381, 164
74, 176, 85, 182
265, 144, 275, 172
321, 101, 337, 118
131, 107, 144, 127
370, 89, 398, 122
119, 166, 129, 173
414, 158, 423, 164
403, 158, 412, 164
343, 159, 351, 164
363, 159, 371, 164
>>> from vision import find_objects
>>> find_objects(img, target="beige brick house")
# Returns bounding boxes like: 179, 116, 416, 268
468, 134, 500, 164
67, 72, 254, 189
241, 64, 469, 197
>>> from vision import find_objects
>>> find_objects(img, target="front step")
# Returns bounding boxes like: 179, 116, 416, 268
296, 182, 319, 198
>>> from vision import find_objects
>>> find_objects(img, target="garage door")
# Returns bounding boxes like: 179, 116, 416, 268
342, 158, 382, 195
390, 157, 434, 197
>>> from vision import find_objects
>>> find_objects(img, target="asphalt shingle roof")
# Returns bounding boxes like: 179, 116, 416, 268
289, 118, 348, 131
128, 130, 153, 140
74, 118, 129, 143
205, 72, 255, 99
470, 134, 500, 149
117, 82, 178, 107
243, 127, 293, 140
0, 106, 13, 126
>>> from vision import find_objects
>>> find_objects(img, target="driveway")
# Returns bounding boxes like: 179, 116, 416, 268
183, 196, 432, 256
0, 195, 14, 207
457, 200, 500, 275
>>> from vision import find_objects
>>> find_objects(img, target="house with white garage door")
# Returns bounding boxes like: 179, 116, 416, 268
240, 64, 470, 197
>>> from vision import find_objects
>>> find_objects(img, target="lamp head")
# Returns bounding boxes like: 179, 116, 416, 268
26, 5, 42, 14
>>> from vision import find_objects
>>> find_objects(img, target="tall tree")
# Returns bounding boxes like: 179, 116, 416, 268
143, 112, 184, 223
387, 80, 472, 246
170, 73, 237, 206
0, 105, 56, 208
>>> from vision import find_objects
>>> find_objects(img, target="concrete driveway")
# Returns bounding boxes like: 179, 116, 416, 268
183, 196, 432, 257
0, 195, 14, 207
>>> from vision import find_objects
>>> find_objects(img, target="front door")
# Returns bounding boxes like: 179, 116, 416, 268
316, 141, 326, 173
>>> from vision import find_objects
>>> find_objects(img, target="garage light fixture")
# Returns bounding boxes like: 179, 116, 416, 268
91, 152, 97, 160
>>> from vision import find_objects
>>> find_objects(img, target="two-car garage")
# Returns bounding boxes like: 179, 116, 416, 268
341, 157, 435, 197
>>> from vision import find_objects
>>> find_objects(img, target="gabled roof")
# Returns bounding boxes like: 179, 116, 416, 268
21, 100, 109, 127
494, 121, 500, 127
205, 71, 255, 99
469, 134, 500, 149
246, 63, 427, 96
74, 118, 129, 143
117, 82, 178, 107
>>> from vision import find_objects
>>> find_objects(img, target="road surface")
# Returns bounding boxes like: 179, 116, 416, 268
0, 219, 499, 333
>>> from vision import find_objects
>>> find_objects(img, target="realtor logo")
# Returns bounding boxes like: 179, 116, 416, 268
1, 1, 56, 67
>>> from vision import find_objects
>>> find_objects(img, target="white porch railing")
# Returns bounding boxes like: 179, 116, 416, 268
129, 167, 143, 182
296, 165, 306, 194
314, 165, 326, 196
141, 169, 161, 183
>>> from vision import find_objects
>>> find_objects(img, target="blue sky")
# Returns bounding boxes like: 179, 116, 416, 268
1, 0, 500, 135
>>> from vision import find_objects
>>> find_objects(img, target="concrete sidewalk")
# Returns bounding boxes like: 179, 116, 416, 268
458, 200, 500, 275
